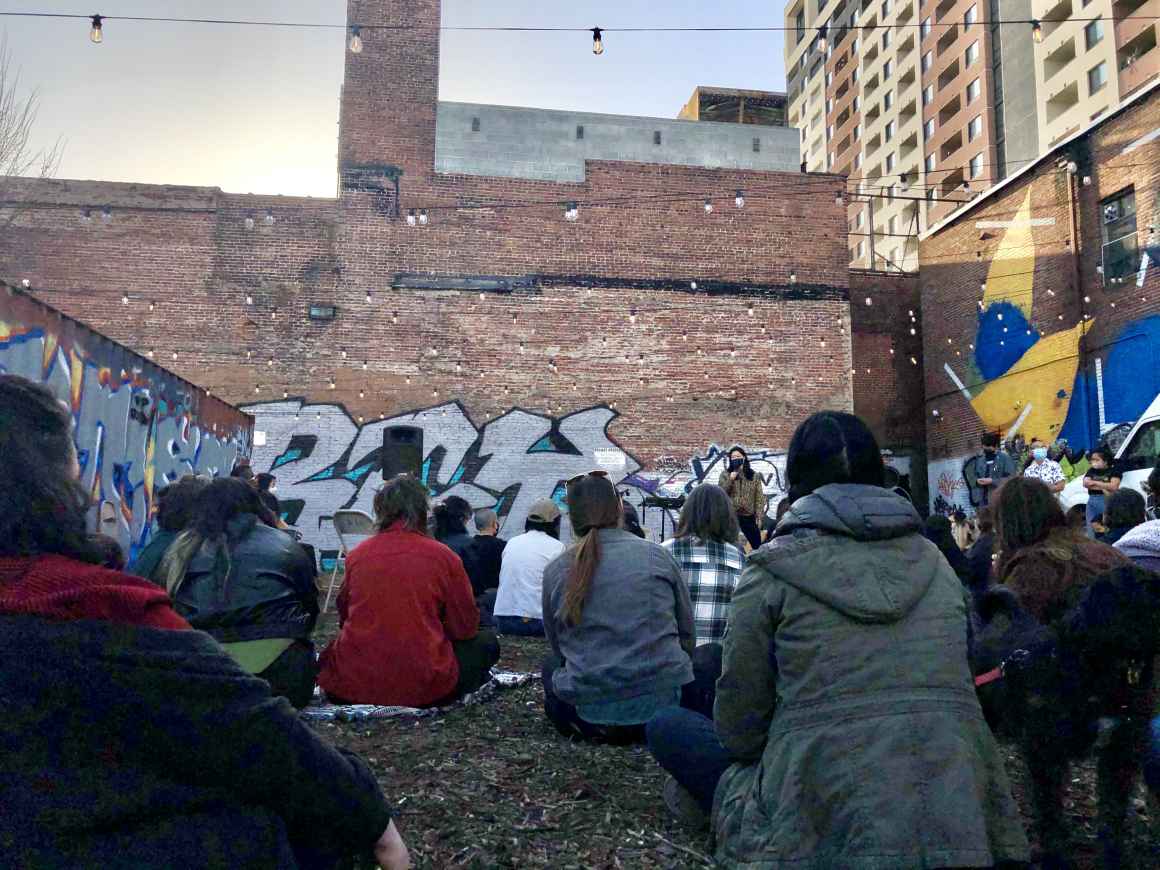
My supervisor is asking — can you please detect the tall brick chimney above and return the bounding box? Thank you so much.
[339,0,440,193]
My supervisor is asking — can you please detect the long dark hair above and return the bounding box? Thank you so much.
[373,474,429,533]
[562,474,622,626]
[432,495,472,540]
[785,411,885,502]
[727,446,755,480]
[1104,488,1145,529]
[992,476,1067,555]
[0,375,101,563]
[157,477,266,595]
[155,475,210,533]
[675,484,740,545]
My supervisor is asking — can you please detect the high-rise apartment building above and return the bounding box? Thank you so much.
[1034,0,1159,149]
[784,0,1040,270]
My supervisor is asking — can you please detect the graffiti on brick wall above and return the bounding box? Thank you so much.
[244,399,914,567]
[0,313,249,559]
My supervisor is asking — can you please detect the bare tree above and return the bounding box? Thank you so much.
[0,34,62,229]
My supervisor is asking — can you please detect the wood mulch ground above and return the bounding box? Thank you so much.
[309,615,1158,868]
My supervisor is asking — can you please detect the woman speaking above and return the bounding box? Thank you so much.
[718,447,765,551]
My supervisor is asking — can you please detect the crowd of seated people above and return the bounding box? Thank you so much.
[5,364,1159,869]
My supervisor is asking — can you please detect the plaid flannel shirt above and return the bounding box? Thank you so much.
[661,536,746,646]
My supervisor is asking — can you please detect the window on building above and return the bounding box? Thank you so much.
[967,78,981,103]
[828,152,835,168]
[826,70,833,87]
[922,51,933,73]
[926,187,937,204]
[884,59,893,79]
[888,185,896,200]
[853,122,862,140]
[924,118,936,139]
[852,66,860,82]
[969,152,983,178]
[886,152,896,171]
[968,115,983,141]
[1089,61,1108,94]
[856,210,865,228]
[888,215,897,235]
[965,41,979,66]
[925,153,936,172]
[853,95,860,110]
[923,84,934,106]
[1101,188,1138,283]
[964,4,978,25]
[857,240,866,258]
[884,90,894,110]
[826,97,833,114]
[827,124,834,140]
[883,29,892,50]
[795,9,805,43]
[921,17,931,39]
[882,0,892,16]
[854,152,863,168]
[886,120,896,142]
[1085,19,1104,51]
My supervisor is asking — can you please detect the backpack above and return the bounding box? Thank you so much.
[969,564,1160,756]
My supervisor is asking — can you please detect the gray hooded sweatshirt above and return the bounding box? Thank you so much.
[712,483,1029,869]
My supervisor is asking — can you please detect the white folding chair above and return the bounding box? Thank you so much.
[322,510,377,613]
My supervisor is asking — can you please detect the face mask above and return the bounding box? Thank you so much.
[729,458,743,472]
[1032,447,1048,461]
[983,448,996,459]
[268,485,278,494]
[1090,461,1105,471]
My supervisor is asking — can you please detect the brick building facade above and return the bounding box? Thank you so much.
[919,81,1160,513]
[0,0,925,559]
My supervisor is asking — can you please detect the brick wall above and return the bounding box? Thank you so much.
[918,84,1160,513]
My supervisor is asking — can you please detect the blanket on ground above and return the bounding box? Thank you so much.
[301,670,539,722]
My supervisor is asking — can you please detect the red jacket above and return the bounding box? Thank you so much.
[0,554,190,630]
[318,523,480,707]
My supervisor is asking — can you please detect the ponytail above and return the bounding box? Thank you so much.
[156,529,204,596]
[562,528,602,626]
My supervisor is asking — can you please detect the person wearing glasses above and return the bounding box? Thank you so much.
[540,470,695,744]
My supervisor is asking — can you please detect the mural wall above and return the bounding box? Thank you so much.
[245,398,913,568]
[0,286,252,559]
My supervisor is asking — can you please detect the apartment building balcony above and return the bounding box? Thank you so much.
[1114,0,1156,49]
[1042,35,1079,82]
[1033,0,1074,32]
[1118,26,1160,95]
[1038,15,1078,62]
[936,57,962,94]
[895,1,916,25]
[897,30,918,61]
[938,93,963,128]
[1044,79,1083,127]
[934,0,957,24]
[938,129,965,163]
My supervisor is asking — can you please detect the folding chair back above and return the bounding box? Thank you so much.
[322,510,377,612]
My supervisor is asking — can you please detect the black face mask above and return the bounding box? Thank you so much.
[983,448,996,459]
[729,458,744,472]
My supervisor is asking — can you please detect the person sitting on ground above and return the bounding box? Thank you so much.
[318,475,499,708]
[466,508,507,624]
[951,507,976,550]
[492,499,565,637]
[255,471,282,517]
[89,533,126,572]
[1023,436,1066,493]
[157,477,320,709]
[923,513,972,585]
[646,411,1029,868]
[541,471,695,744]
[661,484,745,648]
[1096,487,1146,546]
[622,501,647,539]
[0,374,411,869]
[128,475,209,580]
[432,495,479,579]
[978,476,1157,868]
[965,505,996,593]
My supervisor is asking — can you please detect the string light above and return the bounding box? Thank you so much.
[348,24,363,53]
[244,215,255,230]
[89,14,103,43]
[245,293,253,305]
[703,199,713,214]
[121,293,128,305]
[406,210,417,227]
[366,290,372,303]
[418,209,429,226]
[1031,19,1043,42]
[591,27,604,55]
[735,190,745,208]
[264,209,276,226]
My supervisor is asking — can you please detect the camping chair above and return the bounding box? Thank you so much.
[322,510,377,613]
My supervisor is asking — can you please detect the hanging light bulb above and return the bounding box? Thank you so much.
[591,27,604,56]
[418,209,428,226]
[565,202,579,222]
[1031,20,1043,43]
[244,215,255,230]
[899,172,910,190]
[734,190,745,208]
[815,23,828,54]
[121,294,128,305]
[789,272,797,284]
[348,25,363,54]
[245,293,253,306]
[629,308,637,324]
[406,209,417,227]
[835,190,844,205]
[264,210,276,226]
[89,15,103,44]
[703,199,713,214]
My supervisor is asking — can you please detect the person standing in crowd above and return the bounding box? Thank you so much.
[965,506,996,593]
[1082,445,1121,533]
[319,475,499,708]
[718,447,765,551]
[157,478,320,709]
[493,500,564,637]
[966,431,1016,507]
[1096,488,1146,546]
[951,507,976,551]
[646,411,1029,867]
[0,374,411,869]
[985,477,1156,868]
[128,475,209,579]
[661,484,745,648]
[542,471,694,744]
[1023,437,1066,493]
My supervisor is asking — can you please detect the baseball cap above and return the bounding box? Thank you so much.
[528,498,562,522]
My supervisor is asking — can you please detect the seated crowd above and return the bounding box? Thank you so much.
[3,369,1159,869]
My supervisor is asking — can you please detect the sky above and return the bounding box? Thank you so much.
[0,1,787,197]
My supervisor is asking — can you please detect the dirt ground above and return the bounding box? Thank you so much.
[310,615,1158,868]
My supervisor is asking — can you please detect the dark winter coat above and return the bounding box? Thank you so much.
[712,484,1029,869]
[172,514,318,644]
[0,614,392,868]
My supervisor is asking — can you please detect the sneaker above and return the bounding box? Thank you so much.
[663,775,708,829]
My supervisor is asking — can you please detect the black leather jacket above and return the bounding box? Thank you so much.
[172,514,318,644]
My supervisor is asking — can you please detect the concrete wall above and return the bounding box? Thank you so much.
[435,102,801,183]
[994,0,1041,169]
[0,284,252,561]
